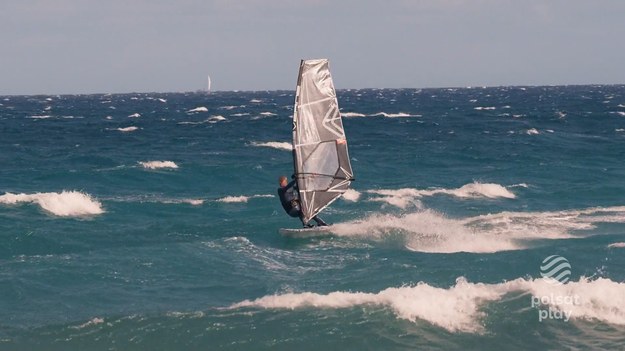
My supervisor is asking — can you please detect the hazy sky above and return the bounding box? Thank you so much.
[2,0,625,94]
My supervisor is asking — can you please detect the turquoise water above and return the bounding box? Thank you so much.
[1,86,625,350]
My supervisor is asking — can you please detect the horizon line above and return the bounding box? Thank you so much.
[2,83,625,97]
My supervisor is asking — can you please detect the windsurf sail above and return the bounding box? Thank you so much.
[292,59,354,224]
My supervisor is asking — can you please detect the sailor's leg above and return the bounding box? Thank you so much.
[312,215,328,226]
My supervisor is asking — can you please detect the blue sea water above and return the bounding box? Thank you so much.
[1,86,625,350]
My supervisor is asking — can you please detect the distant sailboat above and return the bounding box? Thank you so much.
[207,74,212,94]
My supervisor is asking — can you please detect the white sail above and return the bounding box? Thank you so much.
[292,59,354,224]
[207,74,212,93]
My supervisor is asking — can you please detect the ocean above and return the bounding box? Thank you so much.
[1,86,625,350]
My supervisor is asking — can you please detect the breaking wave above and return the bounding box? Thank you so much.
[216,194,275,203]
[187,107,208,113]
[0,191,104,217]
[328,205,625,253]
[229,277,625,333]
[117,126,138,132]
[208,115,226,123]
[250,141,292,151]
[371,112,418,118]
[139,161,179,170]
[366,182,515,209]
[341,112,367,118]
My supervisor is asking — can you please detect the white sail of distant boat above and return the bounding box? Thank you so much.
[207,74,212,94]
[291,59,355,224]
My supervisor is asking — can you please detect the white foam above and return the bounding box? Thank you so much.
[341,112,366,118]
[608,242,625,248]
[29,115,52,119]
[178,115,226,125]
[259,112,276,116]
[217,196,248,203]
[208,115,226,123]
[341,189,361,202]
[367,189,422,209]
[510,183,529,188]
[474,106,496,110]
[526,128,540,135]
[72,317,104,330]
[217,194,274,203]
[329,205,625,253]
[617,112,625,117]
[158,98,167,103]
[250,99,262,103]
[371,112,417,118]
[250,141,292,151]
[332,210,512,253]
[450,182,515,199]
[128,113,141,118]
[187,107,208,113]
[117,126,138,132]
[161,198,204,206]
[231,113,250,117]
[0,191,104,217]
[367,182,515,209]
[230,277,625,333]
[139,161,179,170]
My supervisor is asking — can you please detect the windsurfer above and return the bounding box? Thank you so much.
[277,175,328,227]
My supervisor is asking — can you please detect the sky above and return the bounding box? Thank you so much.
[1,0,625,95]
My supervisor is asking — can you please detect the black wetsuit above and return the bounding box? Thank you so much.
[277,180,301,218]
[278,180,328,227]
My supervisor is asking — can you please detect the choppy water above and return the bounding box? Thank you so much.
[1,86,625,350]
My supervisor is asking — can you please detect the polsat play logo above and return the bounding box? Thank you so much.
[539,255,571,284]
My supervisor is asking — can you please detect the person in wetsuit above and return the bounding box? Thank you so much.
[278,175,328,227]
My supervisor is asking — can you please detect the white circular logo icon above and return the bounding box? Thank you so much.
[540,255,571,284]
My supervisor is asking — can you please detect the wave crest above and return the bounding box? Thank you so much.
[329,205,625,253]
[0,191,104,217]
[117,126,138,132]
[217,194,274,203]
[230,277,625,333]
[366,182,515,208]
[250,141,292,151]
[139,161,179,170]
